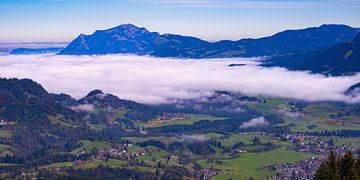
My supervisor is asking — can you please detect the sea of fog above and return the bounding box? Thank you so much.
[0,54,359,104]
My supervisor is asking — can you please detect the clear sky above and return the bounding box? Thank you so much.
[0,0,360,42]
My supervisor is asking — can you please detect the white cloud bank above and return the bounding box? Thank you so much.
[0,54,359,104]
[240,117,269,129]
[71,104,95,112]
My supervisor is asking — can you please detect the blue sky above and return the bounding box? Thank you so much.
[0,0,360,42]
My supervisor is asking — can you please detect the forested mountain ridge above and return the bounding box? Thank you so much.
[264,33,360,76]
[0,78,158,154]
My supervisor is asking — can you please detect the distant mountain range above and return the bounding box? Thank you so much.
[10,47,64,55]
[59,24,360,58]
[0,42,68,55]
[264,33,360,76]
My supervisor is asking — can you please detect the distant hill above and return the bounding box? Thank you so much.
[264,33,360,76]
[59,24,359,58]
[10,47,64,55]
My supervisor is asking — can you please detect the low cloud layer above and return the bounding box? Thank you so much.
[181,134,211,142]
[240,117,269,129]
[0,54,359,104]
[71,104,95,112]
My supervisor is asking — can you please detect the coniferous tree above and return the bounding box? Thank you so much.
[327,151,341,179]
[354,156,360,178]
[314,151,360,180]
[340,151,355,179]
[314,162,331,180]
[314,151,340,180]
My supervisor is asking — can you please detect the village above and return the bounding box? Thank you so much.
[39,142,147,171]
[272,134,358,180]
[156,113,191,121]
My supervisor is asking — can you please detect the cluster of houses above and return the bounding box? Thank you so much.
[273,134,357,179]
[73,143,146,166]
[199,168,222,180]
[0,119,15,126]
[273,156,324,180]
[156,113,190,121]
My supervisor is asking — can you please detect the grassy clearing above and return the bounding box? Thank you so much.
[106,109,127,122]
[74,159,124,169]
[0,144,11,151]
[48,115,79,128]
[247,99,289,116]
[137,146,170,165]
[87,123,106,131]
[220,134,273,147]
[46,162,73,168]
[125,136,181,145]
[0,144,13,156]
[198,149,314,180]
[277,114,360,133]
[0,163,16,166]
[0,130,13,138]
[71,140,110,154]
[46,159,124,169]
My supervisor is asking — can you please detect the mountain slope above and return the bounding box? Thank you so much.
[0,78,83,153]
[0,78,159,154]
[265,33,360,76]
[236,24,358,57]
[59,24,359,58]
[60,24,159,55]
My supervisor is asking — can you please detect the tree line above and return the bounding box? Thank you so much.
[315,151,360,180]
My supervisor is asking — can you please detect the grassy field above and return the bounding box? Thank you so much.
[125,136,182,145]
[71,140,111,154]
[219,133,292,149]
[247,98,360,133]
[0,144,11,151]
[247,98,289,116]
[106,109,127,122]
[137,114,226,128]
[48,115,79,128]
[278,115,360,133]
[45,159,125,169]
[0,130,13,138]
[137,146,170,165]
[0,144,13,156]
[220,134,274,146]
[87,123,106,131]
[125,133,224,146]
[198,149,314,180]
[74,159,124,169]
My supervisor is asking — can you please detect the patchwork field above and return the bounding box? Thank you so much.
[198,149,314,180]
[136,114,226,128]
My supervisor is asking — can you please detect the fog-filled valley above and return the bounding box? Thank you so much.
[1,1,360,178]
[0,54,359,105]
